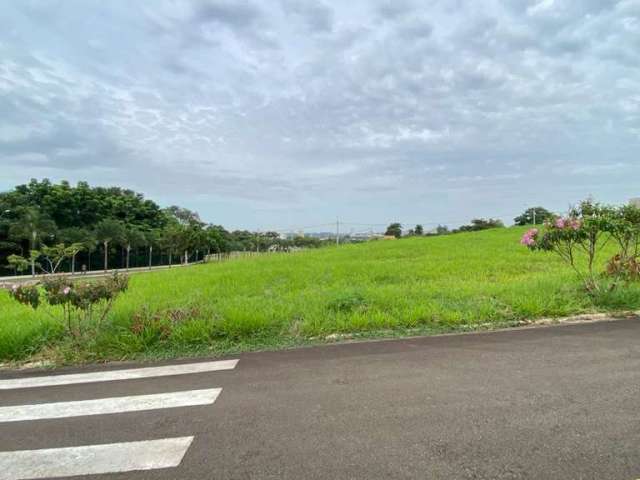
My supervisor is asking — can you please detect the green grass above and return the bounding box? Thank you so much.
[2,226,639,365]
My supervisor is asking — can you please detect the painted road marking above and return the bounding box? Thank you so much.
[0,359,239,390]
[0,437,194,480]
[0,388,221,423]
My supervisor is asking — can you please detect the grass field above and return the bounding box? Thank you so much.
[2,226,639,365]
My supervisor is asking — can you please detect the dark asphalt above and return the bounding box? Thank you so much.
[1,318,640,479]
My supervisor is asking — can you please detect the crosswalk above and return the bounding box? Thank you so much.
[0,359,239,479]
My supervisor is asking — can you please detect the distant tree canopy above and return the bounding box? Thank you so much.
[514,207,553,226]
[435,225,449,235]
[456,218,505,232]
[385,223,402,238]
[0,179,324,276]
[5,179,166,231]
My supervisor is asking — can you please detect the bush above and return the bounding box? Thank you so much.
[7,273,128,340]
[521,200,640,294]
[9,284,40,309]
[458,218,504,232]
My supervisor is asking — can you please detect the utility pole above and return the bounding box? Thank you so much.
[336,218,340,246]
[533,208,536,225]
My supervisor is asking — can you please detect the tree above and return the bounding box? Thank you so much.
[205,225,229,254]
[385,223,402,238]
[68,243,85,274]
[7,243,85,275]
[37,244,85,274]
[514,207,553,226]
[122,227,146,270]
[458,218,504,232]
[8,207,57,276]
[5,179,166,231]
[94,219,125,272]
[159,224,183,266]
[59,227,96,273]
[192,223,210,262]
[163,206,202,226]
[435,225,449,235]
[0,179,171,275]
[0,207,20,265]
[0,178,333,276]
[6,254,30,273]
[414,224,424,236]
[292,235,321,248]
[144,229,159,268]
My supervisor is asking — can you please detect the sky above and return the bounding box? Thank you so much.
[1,0,639,232]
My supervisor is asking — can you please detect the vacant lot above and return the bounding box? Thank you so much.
[2,227,639,364]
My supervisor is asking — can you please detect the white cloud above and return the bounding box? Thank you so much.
[527,0,555,16]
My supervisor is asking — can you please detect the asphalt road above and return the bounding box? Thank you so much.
[1,318,639,479]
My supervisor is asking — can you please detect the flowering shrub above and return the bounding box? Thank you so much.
[9,284,40,310]
[8,273,128,339]
[520,228,538,247]
[522,200,640,294]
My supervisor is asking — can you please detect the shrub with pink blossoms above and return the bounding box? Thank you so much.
[553,217,581,230]
[6,273,128,340]
[522,200,640,294]
[520,228,538,246]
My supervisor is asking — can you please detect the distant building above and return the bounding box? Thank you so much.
[351,232,384,241]
[631,198,640,208]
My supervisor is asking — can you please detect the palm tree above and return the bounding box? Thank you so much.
[159,224,182,267]
[145,229,160,269]
[122,227,146,270]
[94,219,125,272]
[59,227,96,274]
[8,207,57,276]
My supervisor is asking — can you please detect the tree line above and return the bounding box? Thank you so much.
[383,207,555,238]
[0,179,322,276]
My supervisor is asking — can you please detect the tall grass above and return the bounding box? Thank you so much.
[1,226,639,364]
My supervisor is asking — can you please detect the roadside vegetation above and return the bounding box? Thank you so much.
[2,225,639,365]
[0,179,324,278]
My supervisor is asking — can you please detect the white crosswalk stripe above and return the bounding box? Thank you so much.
[0,359,239,479]
[0,388,221,423]
[0,437,194,480]
[0,359,239,390]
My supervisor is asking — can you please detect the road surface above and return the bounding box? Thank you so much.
[1,318,639,479]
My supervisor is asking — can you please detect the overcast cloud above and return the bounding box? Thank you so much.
[1,0,639,231]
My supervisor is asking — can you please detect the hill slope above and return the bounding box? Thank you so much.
[2,227,638,363]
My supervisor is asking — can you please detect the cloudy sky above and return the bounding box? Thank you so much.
[1,0,639,231]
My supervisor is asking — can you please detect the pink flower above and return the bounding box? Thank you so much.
[554,217,581,230]
[520,228,538,246]
[63,287,71,295]
[11,284,18,292]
